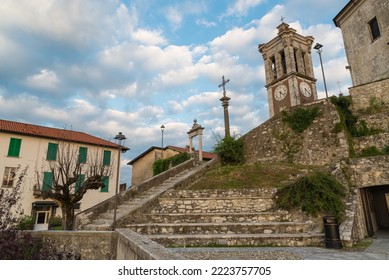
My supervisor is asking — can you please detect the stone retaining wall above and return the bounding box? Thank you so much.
[152,188,277,214]
[243,99,349,165]
[31,230,117,260]
[353,133,389,154]
[350,78,389,112]
[349,156,389,188]
[31,229,185,260]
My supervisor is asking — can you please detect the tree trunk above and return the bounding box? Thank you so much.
[61,204,75,230]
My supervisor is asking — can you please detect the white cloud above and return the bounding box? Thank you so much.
[225,0,265,17]
[26,69,60,90]
[196,18,217,27]
[132,28,167,45]
[166,7,183,31]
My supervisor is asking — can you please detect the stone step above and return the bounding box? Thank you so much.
[153,197,275,213]
[132,212,294,223]
[127,222,311,235]
[147,233,324,247]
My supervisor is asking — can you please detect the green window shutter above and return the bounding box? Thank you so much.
[100,176,109,192]
[103,150,111,166]
[75,174,85,191]
[7,138,22,157]
[46,143,58,160]
[78,147,88,163]
[42,172,53,192]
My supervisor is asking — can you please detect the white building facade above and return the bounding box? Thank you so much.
[1,119,123,230]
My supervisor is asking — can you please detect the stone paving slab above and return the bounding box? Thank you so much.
[170,233,389,260]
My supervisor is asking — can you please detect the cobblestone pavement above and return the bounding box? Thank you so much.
[171,230,389,260]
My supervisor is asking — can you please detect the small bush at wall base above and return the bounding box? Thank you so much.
[153,152,190,176]
[17,215,35,230]
[275,171,346,221]
[213,134,244,165]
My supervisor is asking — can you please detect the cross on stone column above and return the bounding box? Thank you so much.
[218,75,230,97]
[218,76,231,138]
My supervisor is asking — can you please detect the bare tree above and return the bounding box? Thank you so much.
[36,141,115,230]
[0,166,26,232]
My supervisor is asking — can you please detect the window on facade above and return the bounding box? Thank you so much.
[2,167,16,188]
[270,56,277,80]
[7,138,22,157]
[75,174,85,191]
[280,51,287,74]
[78,147,88,163]
[293,49,299,72]
[103,150,111,166]
[301,52,307,74]
[100,176,109,192]
[369,17,381,41]
[46,143,58,161]
[42,172,53,192]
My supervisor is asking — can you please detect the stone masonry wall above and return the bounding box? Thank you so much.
[353,133,389,154]
[152,188,276,214]
[31,231,117,260]
[243,99,349,165]
[348,156,389,188]
[350,78,389,112]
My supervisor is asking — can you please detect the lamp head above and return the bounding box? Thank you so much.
[314,43,323,50]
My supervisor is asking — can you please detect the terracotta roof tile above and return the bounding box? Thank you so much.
[0,119,121,149]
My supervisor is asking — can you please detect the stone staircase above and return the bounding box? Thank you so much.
[75,159,215,230]
[125,188,324,247]
[77,158,324,247]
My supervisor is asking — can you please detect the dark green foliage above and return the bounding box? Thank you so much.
[359,146,381,157]
[213,134,244,165]
[49,216,62,229]
[276,171,346,221]
[330,96,383,138]
[282,107,321,133]
[358,145,389,157]
[153,152,190,176]
[16,215,35,230]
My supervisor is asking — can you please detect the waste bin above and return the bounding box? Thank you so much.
[323,216,342,249]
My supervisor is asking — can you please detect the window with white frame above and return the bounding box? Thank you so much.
[2,167,16,188]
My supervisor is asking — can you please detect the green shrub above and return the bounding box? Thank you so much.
[17,215,35,230]
[153,152,190,176]
[49,216,62,230]
[276,171,346,221]
[359,146,381,157]
[213,134,244,165]
[282,106,321,133]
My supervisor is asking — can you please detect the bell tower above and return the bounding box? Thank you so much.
[259,22,318,117]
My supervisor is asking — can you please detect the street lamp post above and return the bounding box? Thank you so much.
[113,132,126,230]
[313,43,328,99]
[160,125,165,148]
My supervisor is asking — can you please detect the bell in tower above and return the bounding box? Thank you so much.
[259,22,318,118]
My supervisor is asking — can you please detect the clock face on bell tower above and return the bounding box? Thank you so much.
[259,22,318,118]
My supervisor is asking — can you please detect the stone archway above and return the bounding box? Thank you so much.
[187,119,204,161]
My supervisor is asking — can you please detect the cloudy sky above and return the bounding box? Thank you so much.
[0,0,352,185]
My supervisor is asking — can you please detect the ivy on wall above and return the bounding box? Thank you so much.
[330,96,384,157]
[282,106,321,133]
[152,152,191,176]
[272,106,321,163]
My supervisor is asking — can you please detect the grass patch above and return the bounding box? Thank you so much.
[187,163,323,190]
